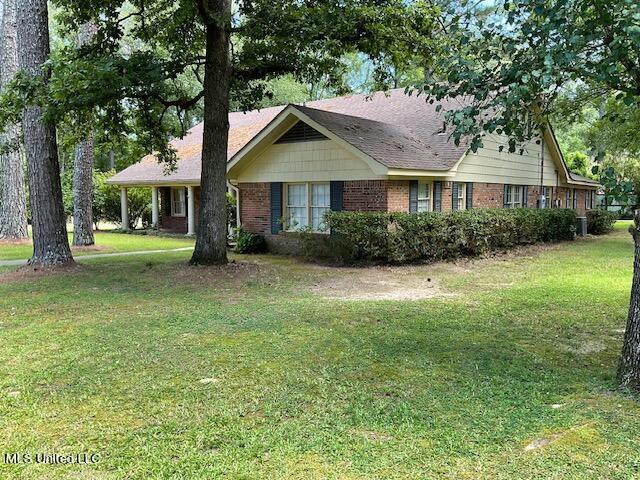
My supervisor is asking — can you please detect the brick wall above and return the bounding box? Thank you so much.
[239,182,271,234]
[387,180,410,212]
[473,183,504,208]
[237,180,598,238]
[575,189,586,216]
[161,214,187,233]
[441,183,453,210]
[343,180,388,211]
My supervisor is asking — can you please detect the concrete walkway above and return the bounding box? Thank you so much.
[0,247,194,267]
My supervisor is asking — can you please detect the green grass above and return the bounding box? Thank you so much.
[0,231,194,261]
[0,223,639,479]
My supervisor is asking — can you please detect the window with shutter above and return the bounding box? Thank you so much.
[417,182,431,212]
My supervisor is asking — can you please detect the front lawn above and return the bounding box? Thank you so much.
[0,223,638,478]
[0,231,194,261]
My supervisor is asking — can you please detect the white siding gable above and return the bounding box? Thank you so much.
[235,139,385,183]
[453,134,560,186]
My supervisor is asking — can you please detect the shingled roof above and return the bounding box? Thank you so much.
[108,89,472,185]
[293,105,452,170]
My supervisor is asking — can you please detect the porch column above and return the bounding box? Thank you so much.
[187,186,195,235]
[120,187,129,230]
[151,186,159,228]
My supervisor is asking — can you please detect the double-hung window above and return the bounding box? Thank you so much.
[506,185,522,208]
[542,187,551,208]
[285,182,330,232]
[417,182,431,212]
[565,189,571,209]
[286,183,308,230]
[453,182,466,210]
[585,190,591,210]
[171,187,186,217]
[310,183,330,231]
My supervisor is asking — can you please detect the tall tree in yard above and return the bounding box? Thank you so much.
[419,0,640,389]
[72,22,97,247]
[16,0,73,265]
[0,0,28,240]
[13,0,434,265]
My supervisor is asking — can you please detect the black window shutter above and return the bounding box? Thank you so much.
[409,180,418,213]
[466,182,473,210]
[163,187,171,216]
[433,181,442,211]
[452,182,459,210]
[270,182,283,234]
[522,186,528,208]
[330,181,344,211]
[573,189,577,209]
[503,184,510,208]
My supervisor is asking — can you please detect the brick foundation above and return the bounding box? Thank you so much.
[161,215,187,233]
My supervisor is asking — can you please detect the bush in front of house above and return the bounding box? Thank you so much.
[586,209,618,235]
[235,229,267,254]
[324,208,577,263]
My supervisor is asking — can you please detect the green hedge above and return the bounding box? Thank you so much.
[586,209,618,235]
[324,208,577,263]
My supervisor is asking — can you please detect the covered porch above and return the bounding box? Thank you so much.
[117,184,199,234]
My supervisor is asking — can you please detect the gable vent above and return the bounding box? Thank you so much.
[275,121,328,144]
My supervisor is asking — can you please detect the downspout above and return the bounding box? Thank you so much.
[539,133,545,208]
[227,181,240,230]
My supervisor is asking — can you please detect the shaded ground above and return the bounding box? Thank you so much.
[0,231,194,261]
[0,222,638,479]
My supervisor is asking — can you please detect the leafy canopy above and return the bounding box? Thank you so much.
[420,0,640,153]
[0,0,437,167]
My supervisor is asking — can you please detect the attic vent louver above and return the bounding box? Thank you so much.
[275,121,328,143]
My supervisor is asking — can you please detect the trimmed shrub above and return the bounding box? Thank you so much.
[586,209,618,235]
[235,229,267,254]
[325,208,577,264]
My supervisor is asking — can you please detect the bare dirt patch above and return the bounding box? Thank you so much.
[167,260,271,289]
[0,262,85,284]
[560,340,608,355]
[311,265,456,301]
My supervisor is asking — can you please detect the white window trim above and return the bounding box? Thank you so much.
[417,181,432,212]
[171,187,186,217]
[506,185,522,209]
[285,182,330,233]
[456,183,466,210]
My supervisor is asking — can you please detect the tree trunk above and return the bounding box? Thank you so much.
[190,0,231,265]
[72,137,94,245]
[16,0,73,266]
[0,0,28,240]
[72,22,97,247]
[618,210,640,390]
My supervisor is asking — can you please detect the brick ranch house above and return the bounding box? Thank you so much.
[108,89,599,246]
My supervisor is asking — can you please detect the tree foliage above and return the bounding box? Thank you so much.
[420,0,640,153]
